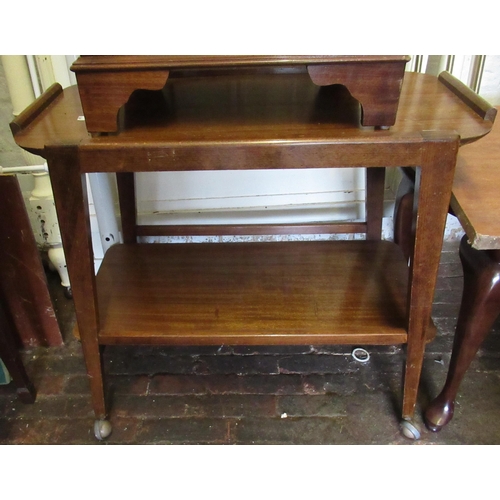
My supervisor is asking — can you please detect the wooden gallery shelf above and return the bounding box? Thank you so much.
[95,241,412,346]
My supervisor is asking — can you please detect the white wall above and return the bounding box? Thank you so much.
[479,56,500,105]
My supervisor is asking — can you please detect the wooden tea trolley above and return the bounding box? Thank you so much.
[10,56,495,440]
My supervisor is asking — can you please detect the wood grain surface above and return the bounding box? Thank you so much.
[95,241,410,345]
[12,72,492,160]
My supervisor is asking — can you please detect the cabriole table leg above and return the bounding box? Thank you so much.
[424,236,500,431]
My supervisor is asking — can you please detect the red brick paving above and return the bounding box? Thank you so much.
[1,240,500,444]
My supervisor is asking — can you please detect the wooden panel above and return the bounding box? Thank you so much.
[116,172,137,243]
[0,175,62,347]
[95,241,410,345]
[308,60,407,127]
[46,145,106,418]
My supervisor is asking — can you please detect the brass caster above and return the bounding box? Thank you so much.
[94,419,112,441]
[400,420,421,440]
[64,286,73,299]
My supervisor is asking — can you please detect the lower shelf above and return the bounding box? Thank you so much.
[94,240,414,345]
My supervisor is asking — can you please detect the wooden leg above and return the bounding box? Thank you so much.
[365,167,385,241]
[402,132,459,422]
[0,297,36,403]
[47,145,107,420]
[424,236,500,431]
[307,61,406,128]
[76,69,170,133]
[393,168,416,263]
[0,175,63,347]
[116,172,137,243]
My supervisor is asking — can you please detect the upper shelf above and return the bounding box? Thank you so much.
[70,55,411,133]
[11,70,495,162]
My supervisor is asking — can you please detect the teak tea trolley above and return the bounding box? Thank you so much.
[11,56,495,440]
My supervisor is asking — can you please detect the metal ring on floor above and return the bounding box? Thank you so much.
[352,347,370,363]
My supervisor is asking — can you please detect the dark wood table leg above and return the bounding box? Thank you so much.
[0,297,36,403]
[401,132,459,433]
[116,172,137,243]
[393,168,416,263]
[424,235,500,431]
[365,167,385,240]
[307,60,407,127]
[75,69,171,134]
[47,145,111,440]
[0,175,63,347]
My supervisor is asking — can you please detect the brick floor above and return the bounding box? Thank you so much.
[1,238,500,444]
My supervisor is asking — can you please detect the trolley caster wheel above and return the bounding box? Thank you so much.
[94,419,112,441]
[64,286,73,299]
[400,420,421,440]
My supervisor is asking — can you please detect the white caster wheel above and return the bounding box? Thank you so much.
[94,419,112,441]
[400,420,421,440]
